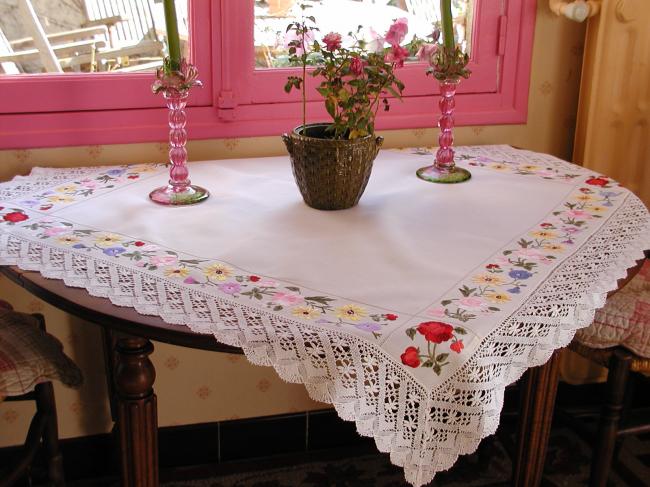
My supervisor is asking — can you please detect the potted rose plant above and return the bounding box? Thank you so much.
[281,9,408,210]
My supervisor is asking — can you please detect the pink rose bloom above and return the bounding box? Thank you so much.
[349,56,365,76]
[385,44,409,67]
[272,291,304,305]
[416,43,438,63]
[322,32,342,51]
[150,255,178,266]
[385,17,408,46]
[44,227,69,237]
[426,307,446,318]
[458,297,487,310]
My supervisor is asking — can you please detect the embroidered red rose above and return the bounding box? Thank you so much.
[3,211,28,223]
[400,346,420,368]
[579,187,592,193]
[385,313,398,321]
[249,275,261,282]
[417,321,454,343]
[134,241,145,247]
[540,223,553,228]
[585,177,608,186]
[127,175,139,180]
[450,340,464,353]
[486,264,500,269]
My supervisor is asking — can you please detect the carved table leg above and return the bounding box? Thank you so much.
[114,335,159,487]
[513,351,560,487]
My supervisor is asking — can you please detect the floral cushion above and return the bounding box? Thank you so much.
[576,259,650,358]
[0,308,83,396]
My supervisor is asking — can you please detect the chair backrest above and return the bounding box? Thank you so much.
[17,0,63,73]
[83,0,160,48]
[0,27,22,74]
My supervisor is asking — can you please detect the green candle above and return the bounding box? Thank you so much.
[163,0,181,68]
[440,0,455,52]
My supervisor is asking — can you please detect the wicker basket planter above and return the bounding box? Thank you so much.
[282,124,383,211]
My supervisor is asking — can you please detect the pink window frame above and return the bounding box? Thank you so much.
[0,0,536,150]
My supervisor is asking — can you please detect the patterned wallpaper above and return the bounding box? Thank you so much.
[0,3,593,447]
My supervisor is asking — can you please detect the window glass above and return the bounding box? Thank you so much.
[253,0,472,69]
[0,0,188,74]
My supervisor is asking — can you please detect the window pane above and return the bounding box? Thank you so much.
[254,0,472,69]
[0,0,188,74]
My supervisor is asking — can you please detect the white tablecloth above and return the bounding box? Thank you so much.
[1,145,648,486]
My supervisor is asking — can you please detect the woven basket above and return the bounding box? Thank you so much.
[282,124,383,210]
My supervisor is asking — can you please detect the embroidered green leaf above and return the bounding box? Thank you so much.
[441,299,453,306]
[406,327,417,340]
[286,286,300,292]
[305,296,335,304]
[433,363,442,375]
[422,360,434,368]
[436,353,449,362]
[458,285,476,297]
[454,327,467,335]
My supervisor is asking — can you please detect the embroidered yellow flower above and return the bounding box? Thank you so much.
[490,163,508,171]
[588,205,607,213]
[574,194,595,202]
[47,195,74,203]
[530,230,557,239]
[485,292,511,304]
[55,184,78,193]
[56,235,80,245]
[164,267,190,279]
[472,274,506,286]
[520,165,540,171]
[291,306,320,320]
[336,304,367,322]
[204,263,233,281]
[94,233,123,247]
[543,243,565,253]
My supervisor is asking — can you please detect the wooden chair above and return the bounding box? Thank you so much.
[569,254,650,487]
[0,300,83,487]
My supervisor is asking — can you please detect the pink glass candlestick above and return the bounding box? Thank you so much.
[150,58,209,205]
[416,79,471,184]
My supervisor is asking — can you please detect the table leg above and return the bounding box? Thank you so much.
[114,334,159,487]
[513,351,560,487]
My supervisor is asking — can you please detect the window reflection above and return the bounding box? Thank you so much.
[0,0,188,74]
[254,0,472,69]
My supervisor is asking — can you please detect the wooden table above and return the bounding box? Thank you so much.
[3,256,645,486]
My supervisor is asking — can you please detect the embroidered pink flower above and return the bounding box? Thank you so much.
[272,291,304,305]
[150,255,178,266]
[349,56,365,76]
[417,321,454,344]
[401,346,420,368]
[426,307,447,318]
[80,179,98,188]
[457,297,487,310]
[44,227,68,237]
[385,44,409,67]
[322,32,342,51]
[566,209,592,219]
[450,340,464,353]
[385,18,408,46]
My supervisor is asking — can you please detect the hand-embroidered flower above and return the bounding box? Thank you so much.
[3,211,28,223]
[585,177,609,186]
[272,291,304,305]
[484,292,511,304]
[291,306,320,319]
[355,322,382,332]
[508,269,533,280]
[218,282,241,295]
[530,230,557,239]
[457,296,488,310]
[94,234,123,247]
[203,263,233,281]
[103,246,126,257]
[46,195,74,203]
[385,313,398,321]
[164,267,190,279]
[150,255,178,266]
[335,304,367,322]
[417,321,454,343]
[450,340,464,353]
[43,227,69,237]
[471,274,506,286]
[56,235,80,245]
[400,346,421,368]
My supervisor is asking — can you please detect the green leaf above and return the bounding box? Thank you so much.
[422,360,434,368]
[286,286,300,292]
[436,353,449,362]
[273,305,283,311]
[433,363,442,375]
[454,327,467,335]
[406,327,417,340]
[487,306,500,311]
[441,299,452,306]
